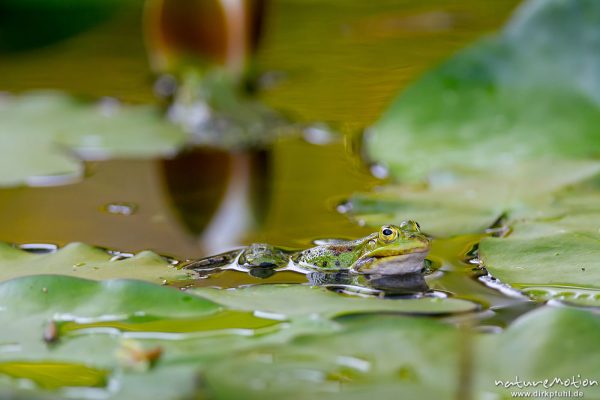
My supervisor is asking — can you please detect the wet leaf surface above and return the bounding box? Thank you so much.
[346,160,600,237]
[0,275,599,399]
[0,276,283,399]
[193,284,478,317]
[204,308,600,399]
[0,242,190,284]
[476,307,600,399]
[203,315,460,400]
[0,92,185,187]
[479,194,600,305]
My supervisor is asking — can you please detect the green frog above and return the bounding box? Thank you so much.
[186,221,430,275]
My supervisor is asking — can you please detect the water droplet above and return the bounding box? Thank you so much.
[108,251,134,262]
[25,172,81,187]
[302,124,336,145]
[103,202,138,216]
[97,97,121,117]
[336,201,353,214]
[19,243,58,254]
[369,163,388,179]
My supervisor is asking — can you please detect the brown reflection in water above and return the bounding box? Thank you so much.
[160,147,273,254]
[0,160,206,258]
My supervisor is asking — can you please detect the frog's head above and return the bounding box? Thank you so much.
[351,221,430,275]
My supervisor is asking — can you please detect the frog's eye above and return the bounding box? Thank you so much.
[400,220,421,233]
[378,225,398,242]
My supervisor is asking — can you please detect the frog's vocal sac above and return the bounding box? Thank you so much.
[186,221,431,275]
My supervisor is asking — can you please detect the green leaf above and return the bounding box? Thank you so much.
[193,284,478,317]
[0,92,185,187]
[205,308,600,399]
[479,188,600,305]
[476,307,600,399]
[0,242,191,284]
[203,315,460,400]
[0,276,283,399]
[346,160,600,237]
[480,216,600,304]
[366,0,600,182]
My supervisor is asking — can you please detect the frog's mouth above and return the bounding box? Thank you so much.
[352,248,429,275]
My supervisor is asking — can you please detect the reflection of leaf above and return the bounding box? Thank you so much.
[345,160,600,237]
[366,0,600,182]
[0,242,191,284]
[0,92,185,187]
[193,284,478,316]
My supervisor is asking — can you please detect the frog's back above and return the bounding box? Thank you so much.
[293,243,358,270]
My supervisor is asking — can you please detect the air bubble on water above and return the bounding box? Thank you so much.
[103,202,138,216]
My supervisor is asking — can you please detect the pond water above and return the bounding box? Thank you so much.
[0,0,525,322]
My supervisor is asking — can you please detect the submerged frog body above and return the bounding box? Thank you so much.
[186,221,430,275]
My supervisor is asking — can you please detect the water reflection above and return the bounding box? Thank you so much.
[160,147,273,254]
[309,271,431,297]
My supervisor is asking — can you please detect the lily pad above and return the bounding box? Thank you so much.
[0,92,185,187]
[479,189,600,305]
[476,307,600,399]
[205,307,600,399]
[0,276,284,399]
[366,0,600,182]
[0,242,191,284]
[193,284,478,317]
[345,160,600,237]
[203,314,460,400]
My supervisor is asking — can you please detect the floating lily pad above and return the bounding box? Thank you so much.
[366,0,600,182]
[205,307,600,399]
[0,276,283,399]
[2,274,599,399]
[478,186,600,305]
[203,315,460,400]
[480,213,600,304]
[0,92,185,187]
[346,160,600,237]
[193,284,478,316]
[476,307,600,399]
[0,242,191,284]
